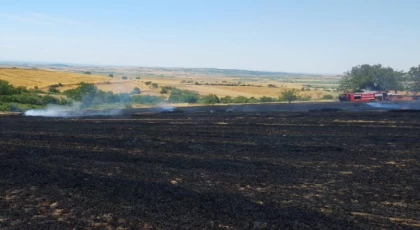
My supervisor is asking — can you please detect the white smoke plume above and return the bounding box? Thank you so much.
[24,104,123,117]
[367,102,420,110]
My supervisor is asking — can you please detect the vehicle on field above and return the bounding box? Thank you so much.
[339,92,420,102]
[338,92,388,102]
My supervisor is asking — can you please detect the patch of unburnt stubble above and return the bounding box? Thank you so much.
[1,111,420,229]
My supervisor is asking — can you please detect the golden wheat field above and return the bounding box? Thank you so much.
[0,68,108,90]
[0,68,337,99]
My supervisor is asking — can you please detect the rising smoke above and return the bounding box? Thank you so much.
[366,102,420,110]
[24,104,124,117]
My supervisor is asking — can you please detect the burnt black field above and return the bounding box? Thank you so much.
[1,108,420,229]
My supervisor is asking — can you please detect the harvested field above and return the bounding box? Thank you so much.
[1,111,420,229]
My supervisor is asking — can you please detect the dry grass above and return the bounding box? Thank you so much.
[0,68,108,90]
[0,68,337,99]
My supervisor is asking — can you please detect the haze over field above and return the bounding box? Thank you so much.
[1,0,420,74]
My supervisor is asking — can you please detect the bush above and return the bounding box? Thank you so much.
[135,77,140,79]
[168,88,199,103]
[200,94,220,104]
[268,84,277,88]
[298,94,312,101]
[0,94,43,105]
[63,83,137,108]
[109,74,114,78]
[83,71,91,75]
[63,83,97,101]
[145,81,152,85]
[63,83,98,108]
[160,86,173,94]
[322,94,334,100]
[260,96,276,102]
[131,87,141,95]
[220,96,233,104]
[0,80,28,95]
[42,95,70,105]
[121,76,128,80]
[279,89,300,103]
[49,86,60,93]
[0,102,9,111]
[247,97,259,103]
[231,96,249,104]
[151,83,159,88]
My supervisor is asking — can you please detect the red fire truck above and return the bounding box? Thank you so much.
[338,92,388,102]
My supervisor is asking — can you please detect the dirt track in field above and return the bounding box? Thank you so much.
[1,111,420,229]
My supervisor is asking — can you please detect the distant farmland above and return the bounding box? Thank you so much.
[0,67,339,99]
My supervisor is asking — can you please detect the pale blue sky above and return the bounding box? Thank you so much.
[0,0,419,74]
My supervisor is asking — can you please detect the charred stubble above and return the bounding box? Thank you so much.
[0,112,420,229]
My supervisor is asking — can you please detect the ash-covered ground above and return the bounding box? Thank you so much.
[1,106,420,229]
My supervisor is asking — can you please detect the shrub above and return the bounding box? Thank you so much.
[0,80,28,95]
[160,86,173,94]
[49,86,60,93]
[231,96,249,104]
[279,89,300,103]
[268,84,277,88]
[220,96,233,104]
[151,83,159,88]
[298,94,312,101]
[247,97,259,103]
[131,87,141,95]
[63,83,98,108]
[322,94,334,100]
[121,76,128,80]
[260,96,276,102]
[168,88,199,103]
[0,102,10,111]
[145,81,152,85]
[109,74,114,78]
[200,94,220,104]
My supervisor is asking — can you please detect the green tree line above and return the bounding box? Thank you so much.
[338,64,420,93]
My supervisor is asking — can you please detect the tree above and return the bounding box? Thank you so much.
[63,82,98,108]
[109,74,114,78]
[407,65,420,92]
[279,89,300,103]
[338,64,404,92]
